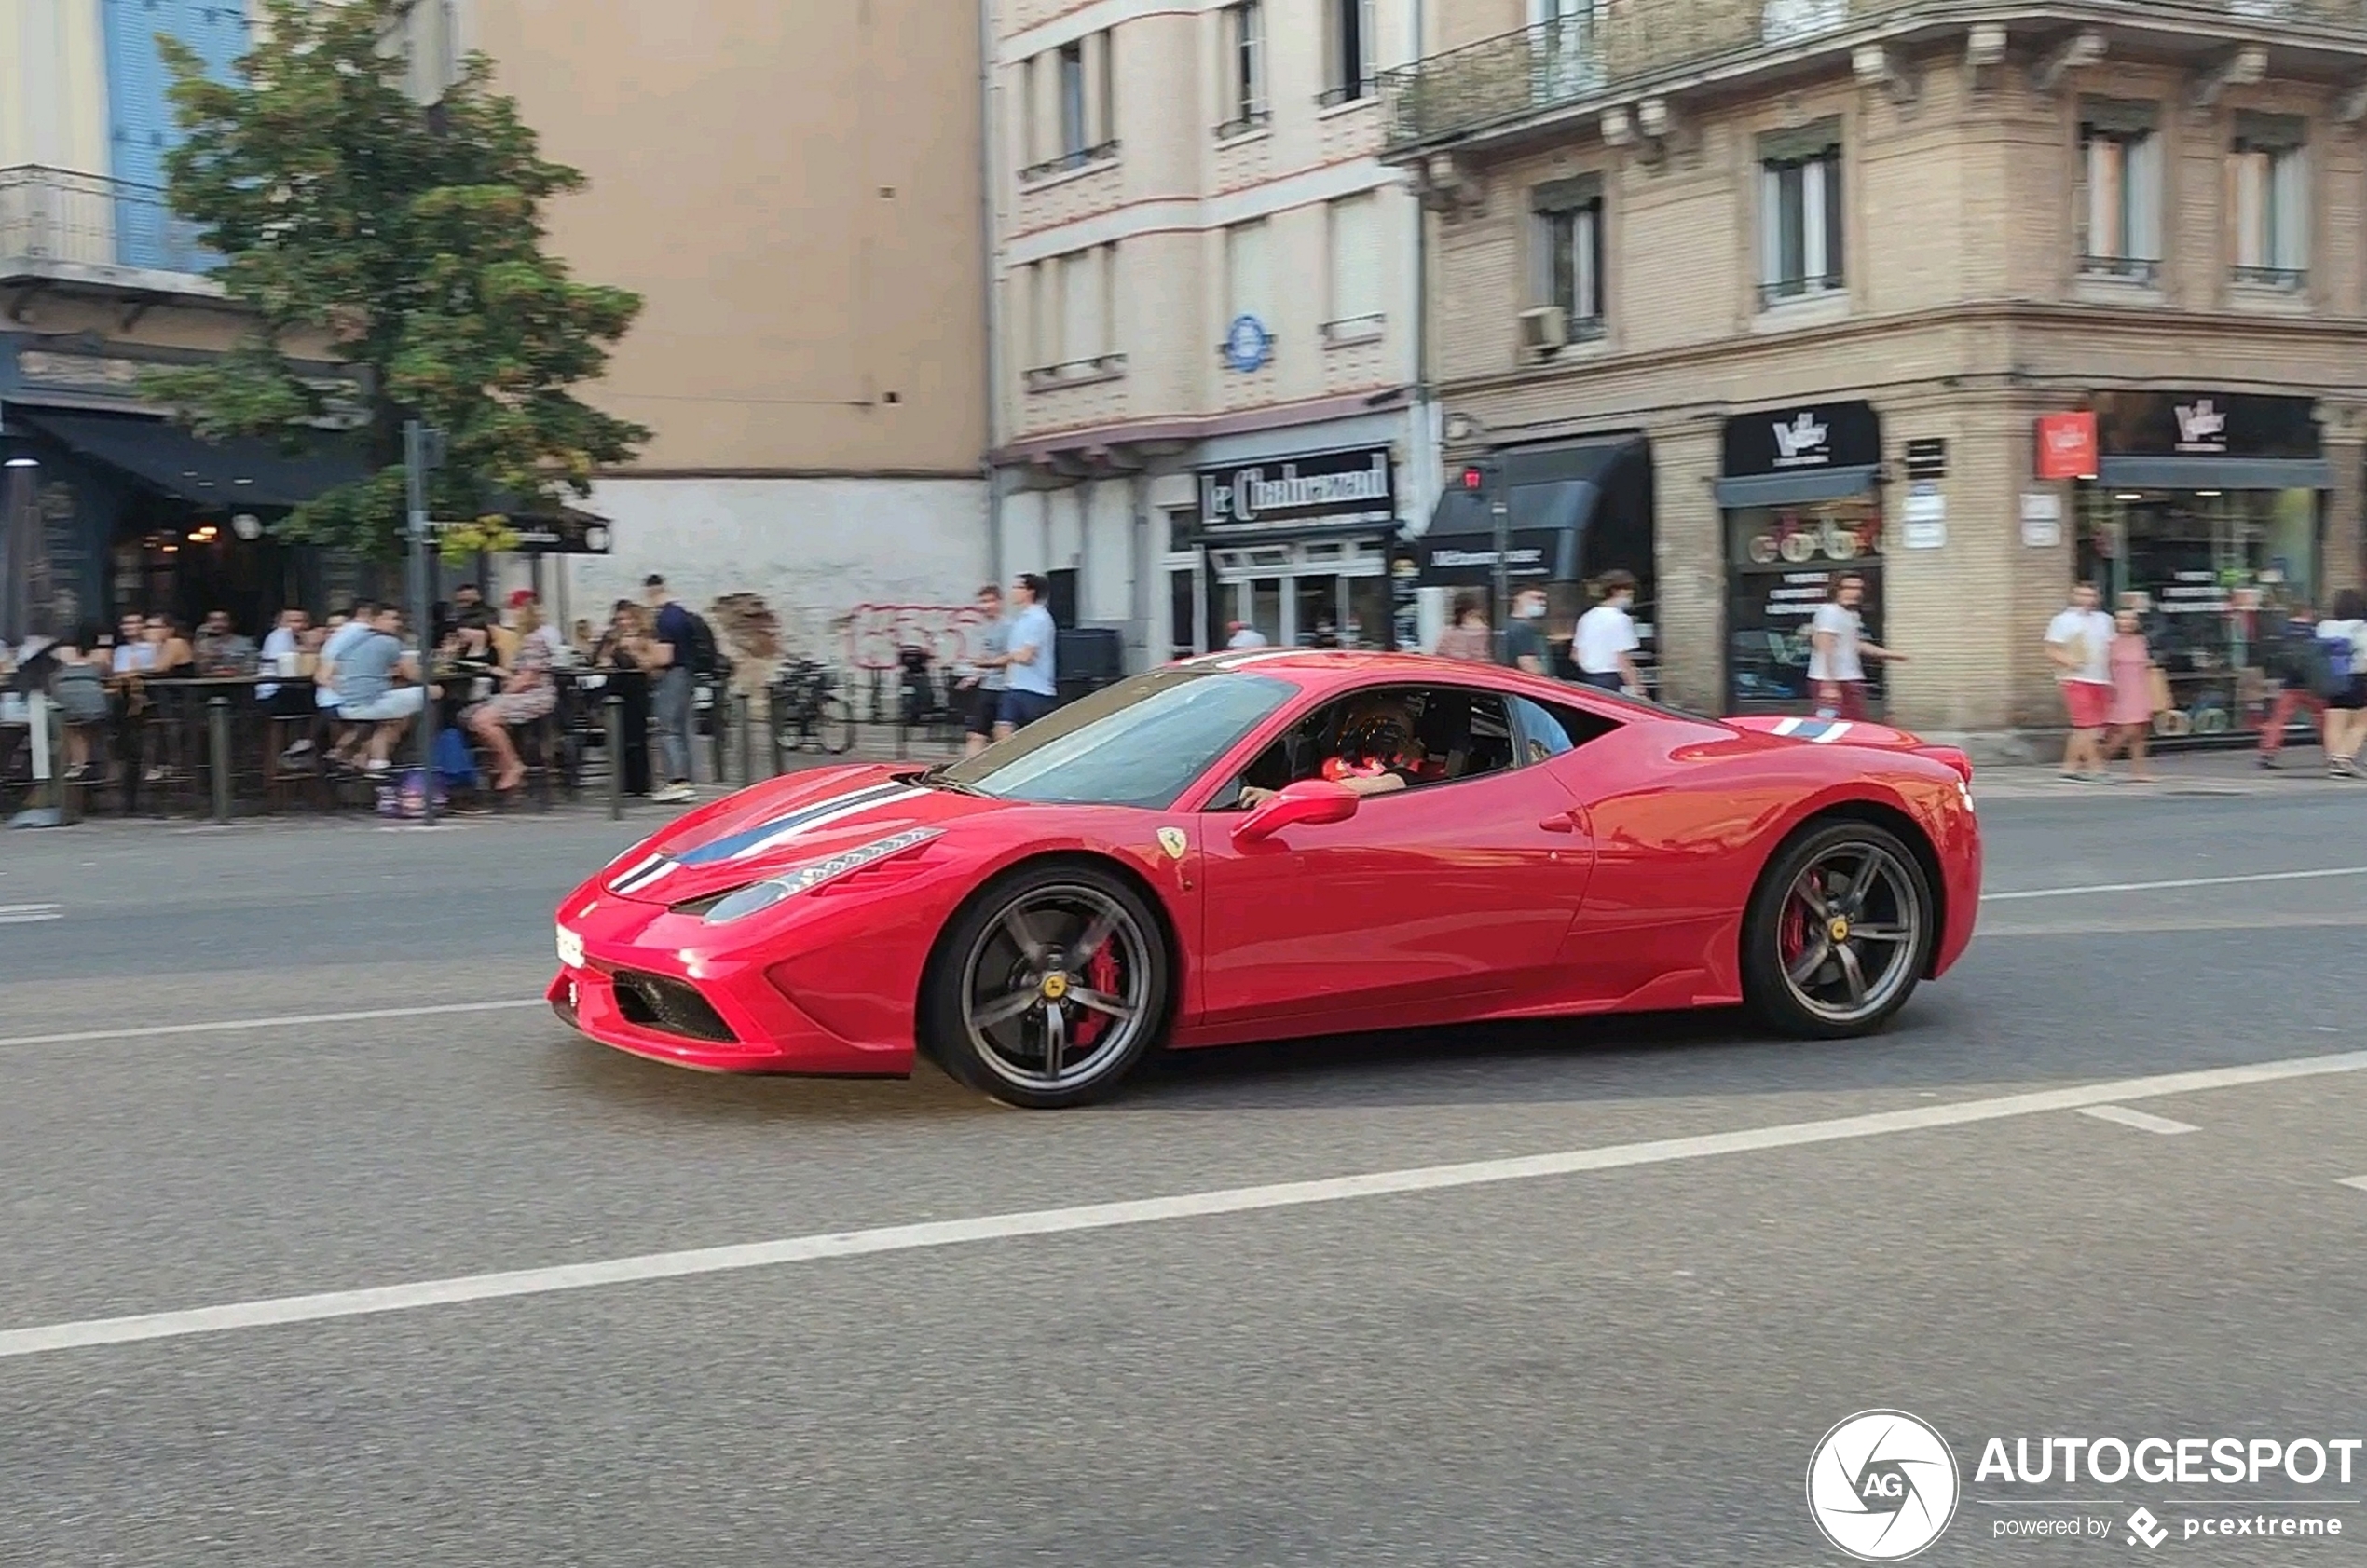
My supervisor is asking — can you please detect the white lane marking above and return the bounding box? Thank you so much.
[1984,866,2367,903]
[2077,1104,2199,1137]
[0,998,546,1051]
[2337,1177,2367,1194]
[3,1046,2361,1361]
[0,904,62,924]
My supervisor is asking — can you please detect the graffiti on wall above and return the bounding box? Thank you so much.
[838,602,989,671]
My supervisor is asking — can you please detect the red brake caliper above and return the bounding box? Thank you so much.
[1070,940,1121,1048]
[1780,891,1809,971]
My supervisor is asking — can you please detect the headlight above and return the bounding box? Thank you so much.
[699,828,941,923]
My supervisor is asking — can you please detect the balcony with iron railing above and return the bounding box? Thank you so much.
[0,166,222,283]
[1381,0,2367,156]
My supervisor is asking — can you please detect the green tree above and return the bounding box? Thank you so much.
[144,0,648,558]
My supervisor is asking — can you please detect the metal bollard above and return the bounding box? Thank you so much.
[208,695,233,824]
[603,692,624,821]
[733,690,752,785]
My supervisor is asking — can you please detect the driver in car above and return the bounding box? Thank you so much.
[1238,695,1430,808]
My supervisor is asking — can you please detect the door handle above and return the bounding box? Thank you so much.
[1538,811,1578,833]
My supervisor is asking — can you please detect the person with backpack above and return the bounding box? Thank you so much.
[2317,589,2367,778]
[2257,601,2327,769]
[643,573,704,805]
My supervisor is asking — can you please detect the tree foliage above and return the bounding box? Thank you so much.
[145,0,648,557]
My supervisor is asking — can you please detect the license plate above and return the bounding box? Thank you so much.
[555,923,586,971]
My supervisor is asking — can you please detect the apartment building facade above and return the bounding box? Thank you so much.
[1389,0,2367,736]
[990,0,1436,670]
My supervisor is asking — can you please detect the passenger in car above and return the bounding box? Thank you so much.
[1239,694,1432,807]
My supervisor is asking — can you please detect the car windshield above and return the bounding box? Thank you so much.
[931,668,1297,809]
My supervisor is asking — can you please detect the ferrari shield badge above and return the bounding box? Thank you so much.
[1156,827,1188,861]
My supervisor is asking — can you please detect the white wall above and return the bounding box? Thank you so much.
[554,474,989,663]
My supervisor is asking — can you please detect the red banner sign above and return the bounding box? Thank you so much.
[2035,412,2099,480]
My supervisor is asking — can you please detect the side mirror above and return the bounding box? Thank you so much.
[1232,777,1359,846]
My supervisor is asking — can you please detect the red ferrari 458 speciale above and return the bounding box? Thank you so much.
[551,649,1980,1107]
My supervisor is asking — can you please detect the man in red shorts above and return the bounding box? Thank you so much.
[2045,580,2117,781]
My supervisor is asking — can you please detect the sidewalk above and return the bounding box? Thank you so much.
[1971,747,2366,800]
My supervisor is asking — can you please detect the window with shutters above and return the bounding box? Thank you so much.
[1323,195,1384,343]
[1758,123,1843,307]
[1320,0,1377,107]
[2076,100,2162,283]
[1019,33,1118,181]
[1225,219,1271,335]
[1532,178,1606,337]
[1219,1,1266,137]
[2228,113,2307,289]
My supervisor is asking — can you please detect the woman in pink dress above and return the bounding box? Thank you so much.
[2101,607,2156,782]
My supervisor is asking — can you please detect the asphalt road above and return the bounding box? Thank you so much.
[4,785,2367,1565]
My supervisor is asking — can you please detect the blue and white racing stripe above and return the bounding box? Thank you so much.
[1770,716,1857,744]
[609,781,927,895]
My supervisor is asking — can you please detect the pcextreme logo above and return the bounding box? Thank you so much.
[1807,1410,1963,1561]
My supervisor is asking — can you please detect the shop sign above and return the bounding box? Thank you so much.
[2090,390,2319,459]
[1900,483,1945,549]
[7,342,369,428]
[2018,493,2062,548]
[2033,413,2099,480]
[1197,446,1394,538]
[1721,400,1882,477]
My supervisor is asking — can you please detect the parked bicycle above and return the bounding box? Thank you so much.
[773,659,855,757]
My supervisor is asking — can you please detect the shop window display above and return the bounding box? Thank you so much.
[1724,498,1885,711]
[2076,488,2320,739]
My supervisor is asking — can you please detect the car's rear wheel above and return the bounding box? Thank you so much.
[921,862,1170,1108]
[1742,819,1935,1038]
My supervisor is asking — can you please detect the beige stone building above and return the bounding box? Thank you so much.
[988,0,1436,672]
[1389,0,2367,739]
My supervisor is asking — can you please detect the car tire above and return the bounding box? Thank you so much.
[1742,818,1936,1040]
[920,860,1171,1109]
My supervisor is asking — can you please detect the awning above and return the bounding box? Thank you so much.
[14,408,370,509]
[1713,463,1880,509]
[2095,454,2333,492]
[1415,432,1643,587]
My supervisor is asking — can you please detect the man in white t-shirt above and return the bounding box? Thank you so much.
[2045,580,2118,780]
[1808,573,1904,719]
[1226,620,1267,650]
[1572,570,1642,694]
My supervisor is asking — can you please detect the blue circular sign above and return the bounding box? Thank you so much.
[1222,314,1272,374]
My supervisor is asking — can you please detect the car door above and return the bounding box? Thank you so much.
[1195,684,1596,1030]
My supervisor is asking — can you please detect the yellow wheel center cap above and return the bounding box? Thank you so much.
[1040,973,1069,1001]
[1827,916,1852,944]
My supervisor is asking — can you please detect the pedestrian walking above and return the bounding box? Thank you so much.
[1432,593,1494,661]
[957,583,1008,757]
[1808,572,1903,719]
[1572,570,1641,695]
[2317,588,2367,778]
[2257,600,2326,769]
[1503,587,1551,675]
[2045,580,2117,782]
[643,574,697,804]
[2100,605,2158,783]
[993,572,1058,741]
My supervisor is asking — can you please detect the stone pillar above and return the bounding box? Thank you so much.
[2321,405,2365,597]
[1645,418,1723,713]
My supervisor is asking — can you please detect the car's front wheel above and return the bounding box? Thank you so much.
[1742,819,1936,1038]
[920,862,1170,1108]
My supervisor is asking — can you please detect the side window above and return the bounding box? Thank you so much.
[1219,684,1521,805]
[1509,695,1620,764]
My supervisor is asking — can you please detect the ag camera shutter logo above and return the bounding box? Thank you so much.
[1806,1410,1962,1561]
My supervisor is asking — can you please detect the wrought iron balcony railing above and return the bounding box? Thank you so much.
[1382,0,2367,154]
[0,165,220,280]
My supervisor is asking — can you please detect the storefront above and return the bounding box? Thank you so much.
[1716,400,1886,713]
[1413,431,1655,676]
[1171,443,1401,654]
[2074,390,2328,740]
[0,334,369,632]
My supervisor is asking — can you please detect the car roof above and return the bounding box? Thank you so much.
[1171,647,1694,720]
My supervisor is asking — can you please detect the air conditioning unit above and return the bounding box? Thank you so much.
[1519,306,1568,356]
